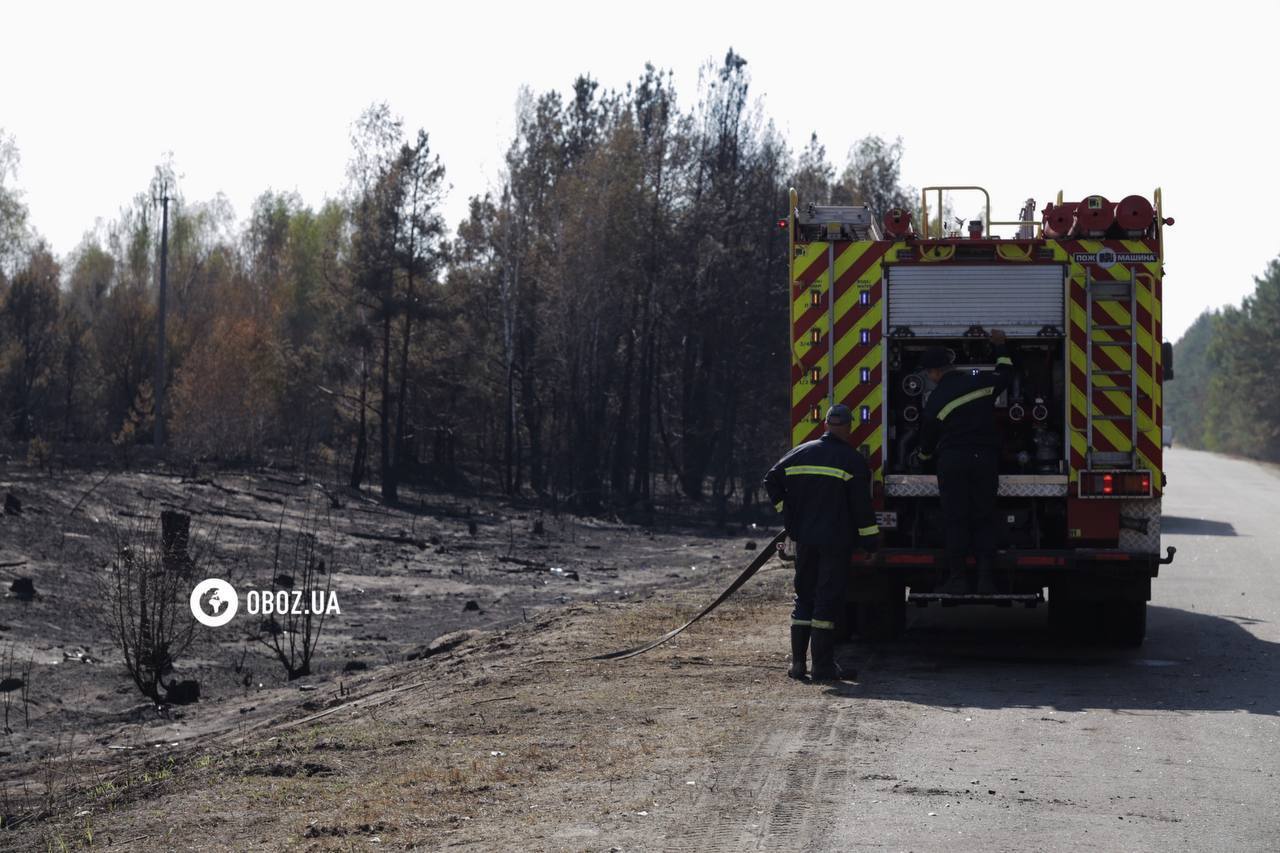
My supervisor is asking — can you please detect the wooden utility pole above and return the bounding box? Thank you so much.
[154,184,171,447]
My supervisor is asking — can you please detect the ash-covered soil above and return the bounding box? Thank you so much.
[0,456,771,825]
[6,449,1274,853]
[0,561,801,851]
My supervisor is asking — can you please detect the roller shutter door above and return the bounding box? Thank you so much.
[886,265,1065,337]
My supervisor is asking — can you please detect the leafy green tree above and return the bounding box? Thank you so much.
[1164,310,1217,448]
[0,246,61,438]
[1205,258,1280,460]
[63,239,115,438]
[0,129,30,280]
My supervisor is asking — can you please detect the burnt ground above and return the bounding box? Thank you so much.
[0,454,769,836]
[0,565,802,852]
[7,448,1275,852]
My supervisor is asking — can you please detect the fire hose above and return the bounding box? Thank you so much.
[591,530,787,661]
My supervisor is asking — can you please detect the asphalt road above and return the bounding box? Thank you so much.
[666,448,1280,852]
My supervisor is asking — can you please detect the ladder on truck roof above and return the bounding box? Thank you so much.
[794,202,882,241]
[1085,265,1140,468]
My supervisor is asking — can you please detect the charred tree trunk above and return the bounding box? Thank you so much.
[633,325,655,503]
[611,308,638,499]
[712,372,739,527]
[504,359,516,494]
[393,267,415,492]
[379,296,398,503]
[520,349,542,495]
[678,328,717,500]
[349,344,369,490]
[160,511,191,575]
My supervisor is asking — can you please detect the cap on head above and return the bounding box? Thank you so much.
[920,347,951,371]
[825,404,853,426]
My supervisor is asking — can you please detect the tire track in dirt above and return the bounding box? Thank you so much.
[653,617,931,853]
[662,687,889,852]
[662,722,804,852]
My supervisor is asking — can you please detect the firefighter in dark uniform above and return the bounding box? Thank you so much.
[764,404,879,682]
[917,330,1014,595]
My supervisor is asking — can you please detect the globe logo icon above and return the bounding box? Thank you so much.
[202,587,229,617]
[189,578,239,627]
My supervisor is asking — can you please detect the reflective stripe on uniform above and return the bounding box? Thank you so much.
[784,465,852,481]
[937,386,994,421]
[996,356,1013,367]
[858,525,879,536]
[791,618,812,627]
[774,500,784,512]
[811,619,836,630]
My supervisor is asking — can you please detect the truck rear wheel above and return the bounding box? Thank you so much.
[1102,600,1146,647]
[1048,596,1088,637]
[835,603,859,641]
[854,585,906,641]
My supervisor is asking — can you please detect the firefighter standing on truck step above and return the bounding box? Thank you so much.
[918,329,1014,595]
[764,404,879,683]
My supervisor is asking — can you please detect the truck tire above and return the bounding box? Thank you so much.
[1048,596,1075,636]
[1048,596,1094,638]
[855,586,906,641]
[1102,600,1146,648]
[835,603,859,641]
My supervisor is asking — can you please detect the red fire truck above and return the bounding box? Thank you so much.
[783,187,1176,646]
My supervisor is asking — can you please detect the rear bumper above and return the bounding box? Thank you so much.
[850,546,1174,579]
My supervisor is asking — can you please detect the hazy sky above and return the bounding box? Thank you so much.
[2,1,1275,340]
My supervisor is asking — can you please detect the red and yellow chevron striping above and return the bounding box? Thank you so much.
[1057,238,1163,494]
[789,240,892,478]
[788,233,1163,495]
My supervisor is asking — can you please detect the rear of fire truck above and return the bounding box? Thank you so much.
[783,186,1176,646]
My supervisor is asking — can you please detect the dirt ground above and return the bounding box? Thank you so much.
[10,448,1275,852]
[3,565,803,851]
[0,455,777,849]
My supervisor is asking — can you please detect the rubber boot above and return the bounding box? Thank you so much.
[976,556,998,595]
[809,627,855,682]
[788,625,811,680]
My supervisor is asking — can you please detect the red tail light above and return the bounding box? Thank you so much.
[1080,471,1152,498]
